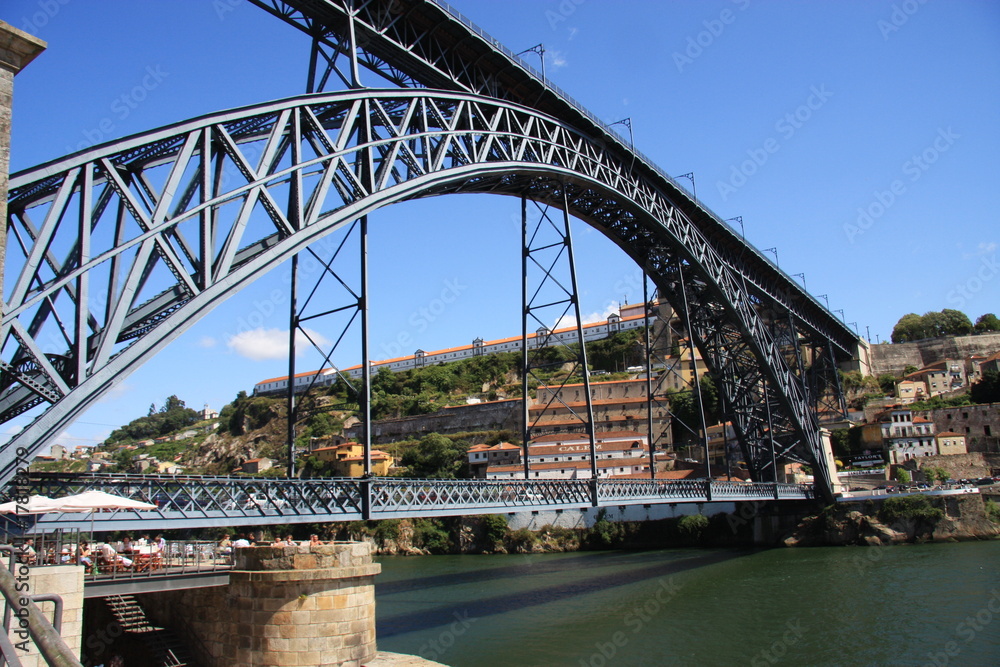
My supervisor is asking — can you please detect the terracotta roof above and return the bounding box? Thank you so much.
[488,457,651,473]
[936,431,965,438]
[529,430,645,444]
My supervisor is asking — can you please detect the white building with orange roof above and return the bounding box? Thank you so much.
[881,409,938,463]
[253,301,663,396]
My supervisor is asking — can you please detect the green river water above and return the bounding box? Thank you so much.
[374,541,1000,666]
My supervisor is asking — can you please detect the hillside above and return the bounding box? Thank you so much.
[36,328,648,477]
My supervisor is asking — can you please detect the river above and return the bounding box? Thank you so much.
[374,541,1000,666]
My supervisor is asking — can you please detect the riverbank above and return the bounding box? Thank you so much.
[328,493,1000,555]
[783,492,1000,546]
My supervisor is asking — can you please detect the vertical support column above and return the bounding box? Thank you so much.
[286,254,298,478]
[360,216,372,519]
[643,276,656,480]
[678,263,711,481]
[560,190,598,502]
[345,4,363,89]
[520,197,531,481]
[0,23,46,316]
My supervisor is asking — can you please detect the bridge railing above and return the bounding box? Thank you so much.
[14,474,814,530]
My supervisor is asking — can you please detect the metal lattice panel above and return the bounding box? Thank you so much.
[14,474,812,532]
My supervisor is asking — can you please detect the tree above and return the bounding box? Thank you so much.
[903,365,919,376]
[400,433,469,478]
[895,468,911,483]
[891,313,925,343]
[974,313,1000,334]
[938,309,973,336]
[878,374,898,394]
[971,370,1000,404]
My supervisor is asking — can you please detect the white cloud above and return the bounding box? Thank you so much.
[197,336,217,348]
[553,302,620,330]
[962,241,997,260]
[227,328,332,361]
[547,49,568,69]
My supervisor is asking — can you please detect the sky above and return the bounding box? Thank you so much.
[2,0,998,453]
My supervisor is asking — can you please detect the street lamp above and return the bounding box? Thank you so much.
[516,43,546,85]
[725,216,744,240]
[792,272,806,290]
[817,294,829,309]
[834,309,844,321]
[677,171,696,200]
[849,321,859,335]
[763,247,779,266]
[609,117,634,152]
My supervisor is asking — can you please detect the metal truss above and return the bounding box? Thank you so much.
[520,195,597,487]
[16,473,812,532]
[253,1,857,357]
[3,87,842,498]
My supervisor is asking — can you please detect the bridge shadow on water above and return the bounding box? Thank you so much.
[376,548,753,637]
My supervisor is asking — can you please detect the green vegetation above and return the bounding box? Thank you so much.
[105,395,199,444]
[906,395,973,411]
[677,513,709,538]
[974,313,1000,334]
[400,433,471,478]
[890,309,976,343]
[877,496,944,526]
[894,469,911,483]
[985,499,1000,524]
[669,376,720,445]
[971,370,1000,404]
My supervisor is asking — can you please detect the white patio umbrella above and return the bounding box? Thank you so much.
[56,490,157,541]
[0,495,71,515]
[56,490,157,512]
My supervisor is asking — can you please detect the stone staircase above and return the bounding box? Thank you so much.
[104,595,195,667]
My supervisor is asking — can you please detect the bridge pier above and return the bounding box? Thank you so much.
[8,565,84,667]
[143,542,381,667]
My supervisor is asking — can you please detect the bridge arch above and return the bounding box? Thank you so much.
[2,89,832,492]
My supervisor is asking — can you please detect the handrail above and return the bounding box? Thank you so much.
[0,546,82,667]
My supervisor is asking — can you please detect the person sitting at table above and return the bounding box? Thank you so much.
[272,536,289,547]
[153,534,166,552]
[17,539,36,565]
[137,534,149,547]
[100,543,132,569]
[218,534,232,555]
[233,534,251,548]
[78,541,93,568]
[120,537,135,554]
[308,534,322,547]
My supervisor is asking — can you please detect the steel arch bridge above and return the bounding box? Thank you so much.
[1,0,859,500]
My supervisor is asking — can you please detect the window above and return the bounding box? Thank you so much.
[986,425,992,437]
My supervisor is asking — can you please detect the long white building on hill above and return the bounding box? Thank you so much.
[254,302,658,396]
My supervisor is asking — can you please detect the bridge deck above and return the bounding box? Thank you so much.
[17,474,814,532]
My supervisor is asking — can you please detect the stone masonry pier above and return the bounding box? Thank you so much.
[146,542,381,666]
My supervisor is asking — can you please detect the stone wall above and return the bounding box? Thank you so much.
[345,399,520,444]
[9,565,84,667]
[913,452,1000,481]
[914,402,1000,453]
[869,333,1000,376]
[144,542,380,667]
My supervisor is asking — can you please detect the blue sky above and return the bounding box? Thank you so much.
[2,0,998,452]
